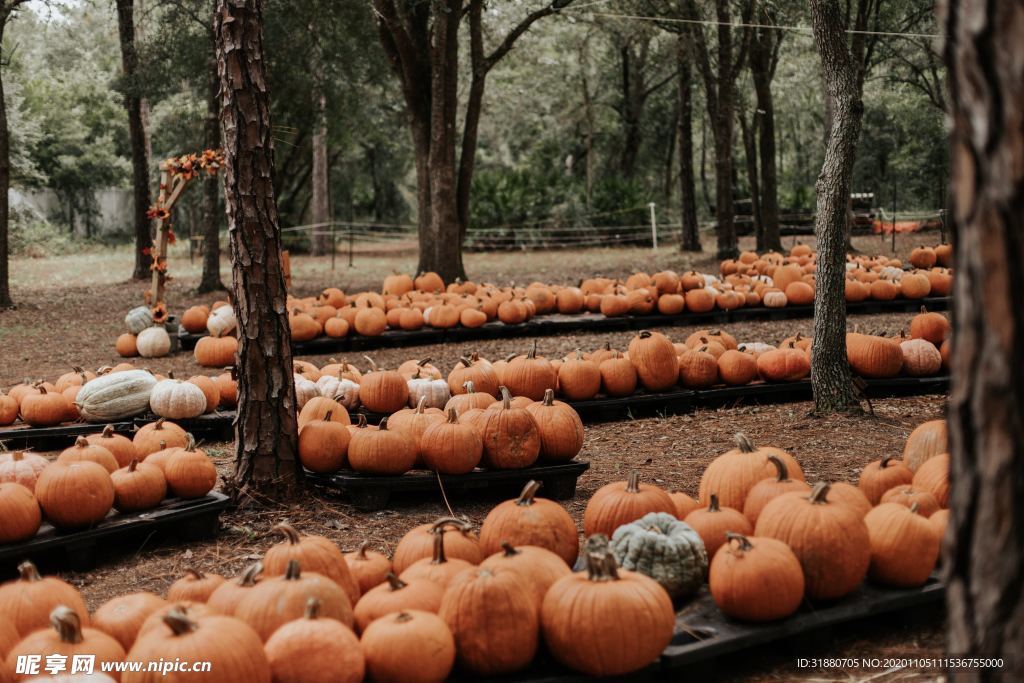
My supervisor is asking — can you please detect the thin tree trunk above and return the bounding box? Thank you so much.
[712,120,737,259]
[739,107,762,250]
[677,36,700,252]
[581,46,595,211]
[197,12,225,294]
[663,104,677,204]
[0,9,13,308]
[943,0,1024,672]
[216,0,299,494]
[809,0,863,414]
[115,0,154,281]
[309,16,330,257]
[752,34,782,251]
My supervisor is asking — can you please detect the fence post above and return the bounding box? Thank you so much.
[648,202,658,249]
[348,225,354,268]
[331,223,336,271]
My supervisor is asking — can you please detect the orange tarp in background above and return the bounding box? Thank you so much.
[872,219,941,234]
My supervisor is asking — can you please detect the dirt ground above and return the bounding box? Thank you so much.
[0,232,951,682]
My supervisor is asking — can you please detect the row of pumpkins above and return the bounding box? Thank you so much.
[288,317,950,434]
[0,418,950,682]
[721,243,953,276]
[0,422,218,544]
[0,366,237,428]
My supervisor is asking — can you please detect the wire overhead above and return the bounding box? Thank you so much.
[560,9,940,40]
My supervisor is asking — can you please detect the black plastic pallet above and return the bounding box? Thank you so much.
[177,296,951,353]
[0,420,134,451]
[305,461,590,510]
[658,576,945,672]
[0,492,231,576]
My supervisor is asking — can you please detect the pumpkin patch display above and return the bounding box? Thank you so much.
[610,511,707,599]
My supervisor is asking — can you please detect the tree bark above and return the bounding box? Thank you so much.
[738,105,762,250]
[943,0,1024,673]
[197,5,225,294]
[215,0,299,494]
[808,0,863,414]
[676,35,700,252]
[0,5,19,308]
[309,10,331,257]
[115,0,154,281]
[750,7,782,252]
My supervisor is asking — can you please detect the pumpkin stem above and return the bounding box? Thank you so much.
[583,535,620,582]
[153,417,166,430]
[162,608,198,636]
[734,433,756,453]
[17,560,42,582]
[74,436,89,448]
[527,340,538,359]
[707,493,721,512]
[726,532,753,552]
[184,433,197,452]
[504,353,518,362]
[379,416,390,431]
[429,527,449,564]
[767,454,788,482]
[417,358,432,367]
[515,480,542,506]
[304,597,322,620]
[355,541,370,559]
[237,561,262,587]
[385,572,407,591]
[128,459,139,473]
[184,568,205,580]
[446,407,459,424]
[499,386,512,410]
[542,388,555,406]
[639,330,652,339]
[395,611,414,623]
[415,396,428,414]
[808,482,831,504]
[920,305,928,315]
[273,523,303,546]
[458,356,472,368]
[429,517,473,534]
[101,424,115,438]
[284,559,302,580]
[500,541,522,557]
[910,502,920,515]
[50,606,84,645]
[323,410,334,422]
[364,356,379,372]
[575,349,584,361]
[625,471,641,494]
[355,414,367,428]
[880,456,895,469]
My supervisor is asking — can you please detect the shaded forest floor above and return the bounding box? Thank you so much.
[0,231,950,681]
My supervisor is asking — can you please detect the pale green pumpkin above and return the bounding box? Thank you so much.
[610,511,708,599]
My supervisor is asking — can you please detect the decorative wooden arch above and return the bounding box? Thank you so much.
[143,149,224,321]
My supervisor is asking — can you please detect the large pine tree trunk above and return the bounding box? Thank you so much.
[943,0,1024,671]
[115,0,154,281]
[677,36,700,252]
[216,0,299,494]
[0,11,12,308]
[752,62,782,252]
[808,0,863,414]
[739,109,762,250]
[197,15,225,294]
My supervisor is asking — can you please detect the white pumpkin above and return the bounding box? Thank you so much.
[207,306,237,337]
[149,379,207,419]
[738,342,776,356]
[315,375,360,410]
[76,370,157,421]
[136,326,172,358]
[407,374,450,409]
[879,266,905,281]
[125,306,153,335]
[294,373,320,410]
